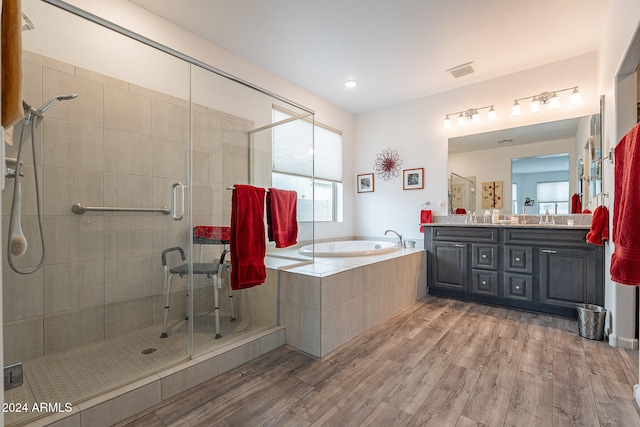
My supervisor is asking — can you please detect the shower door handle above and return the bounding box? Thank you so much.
[171,182,185,221]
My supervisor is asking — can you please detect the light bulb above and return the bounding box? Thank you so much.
[549,92,560,109]
[344,80,357,88]
[443,115,452,130]
[471,110,480,124]
[457,113,466,127]
[487,106,496,121]
[569,88,582,106]
[529,96,540,114]
[511,101,522,117]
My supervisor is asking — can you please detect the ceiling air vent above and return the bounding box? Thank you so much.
[447,61,477,79]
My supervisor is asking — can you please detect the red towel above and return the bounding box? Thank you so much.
[455,208,466,214]
[193,225,230,241]
[571,193,582,214]
[582,209,591,214]
[419,209,433,232]
[230,185,266,290]
[611,123,640,286]
[586,206,609,246]
[266,188,298,248]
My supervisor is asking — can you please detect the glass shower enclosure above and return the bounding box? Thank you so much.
[2,1,314,425]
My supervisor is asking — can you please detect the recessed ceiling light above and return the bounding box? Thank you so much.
[344,80,357,88]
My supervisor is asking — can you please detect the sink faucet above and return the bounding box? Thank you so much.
[385,229,403,247]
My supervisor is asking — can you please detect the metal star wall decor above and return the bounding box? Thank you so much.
[374,148,402,180]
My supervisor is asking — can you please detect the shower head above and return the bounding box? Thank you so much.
[35,93,78,116]
[22,94,78,120]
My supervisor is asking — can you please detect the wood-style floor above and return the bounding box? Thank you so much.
[117,296,640,426]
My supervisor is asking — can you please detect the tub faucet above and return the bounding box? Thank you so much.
[385,229,403,247]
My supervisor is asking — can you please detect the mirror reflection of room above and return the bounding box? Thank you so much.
[448,114,601,215]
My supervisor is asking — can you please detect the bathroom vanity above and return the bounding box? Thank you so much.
[423,224,604,317]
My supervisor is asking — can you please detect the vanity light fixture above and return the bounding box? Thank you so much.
[344,80,357,88]
[511,86,582,118]
[443,105,496,130]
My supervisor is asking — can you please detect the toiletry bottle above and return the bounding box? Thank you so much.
[483,210,491,223]
[471,211,477,223]
[492,209,500,224]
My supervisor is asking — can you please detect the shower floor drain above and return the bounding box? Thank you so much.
[141,348,157,355]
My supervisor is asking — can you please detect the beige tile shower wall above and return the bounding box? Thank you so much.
[2,51,256,363]
[280,251,426,358]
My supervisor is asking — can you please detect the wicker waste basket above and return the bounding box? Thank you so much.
[576,304,607,340]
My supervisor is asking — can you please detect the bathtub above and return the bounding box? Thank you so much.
[298,240,398,257]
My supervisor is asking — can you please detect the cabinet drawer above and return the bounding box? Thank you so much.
[504,228,590,247]
[432,227,498,243]
[472,244,498,270]
[472,270,499,296]
[503,273,533,301]
[504,246,532,273]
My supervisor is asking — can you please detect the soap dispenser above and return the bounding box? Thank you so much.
[492,209,500,224]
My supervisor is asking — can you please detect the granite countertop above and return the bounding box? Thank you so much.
[420,214,592,230]
[420,222,591,230]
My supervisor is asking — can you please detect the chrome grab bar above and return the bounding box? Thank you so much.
[171,182,185,221]
[72,203,170,215]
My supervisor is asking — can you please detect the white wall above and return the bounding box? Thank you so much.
[355,53,598,245]
[598,0,640,351]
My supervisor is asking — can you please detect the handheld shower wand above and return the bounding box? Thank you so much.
[10,181,27,257]
[8,93,78,274]
[23,93,78,119]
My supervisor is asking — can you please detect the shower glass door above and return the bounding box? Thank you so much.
[2,2,191,424]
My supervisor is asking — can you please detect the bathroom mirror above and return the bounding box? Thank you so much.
[448,114,601,214]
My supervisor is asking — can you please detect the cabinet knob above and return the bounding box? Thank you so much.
[515,257,521,262]
[481,280,487,285]
[515,285,521,290]
[482,254,487,259]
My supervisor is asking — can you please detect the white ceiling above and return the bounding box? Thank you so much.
[128,0,607,114]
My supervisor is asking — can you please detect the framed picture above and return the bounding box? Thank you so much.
[357,173,374,193]
[403,168,424,190]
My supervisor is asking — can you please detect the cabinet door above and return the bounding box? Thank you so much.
[472,244,498,270]
[472,270,499,296]
[432,242,467,291]
[539,247,596,308]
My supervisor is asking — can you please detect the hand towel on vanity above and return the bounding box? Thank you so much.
[230,185,266,290]
[455,208,466,214]
[586,205,609,246]
[1,0,24,128]
[266,188,298,248]
[419,209,433,232]
[610,122,640,286]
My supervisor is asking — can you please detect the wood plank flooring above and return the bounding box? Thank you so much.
[117,296,640,426]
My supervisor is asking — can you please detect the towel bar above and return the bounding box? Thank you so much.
[71,203,170,215]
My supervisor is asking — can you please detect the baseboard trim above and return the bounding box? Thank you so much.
[608,334,639,349]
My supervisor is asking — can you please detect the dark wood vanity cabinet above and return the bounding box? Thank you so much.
[425,226,604,317]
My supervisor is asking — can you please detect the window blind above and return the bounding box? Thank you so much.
[272,108,342,182]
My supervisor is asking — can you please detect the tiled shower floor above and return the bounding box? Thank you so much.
[4,313,267,426]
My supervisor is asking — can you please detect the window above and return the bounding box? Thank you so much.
[537,181,569,214]
[272,107,343,222]
[512,183,518,214]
